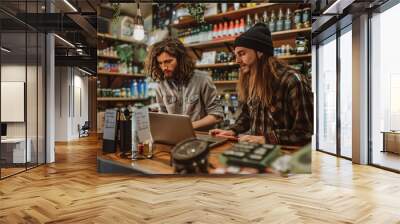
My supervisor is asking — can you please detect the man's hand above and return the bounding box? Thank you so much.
[239,135,266,144]
[192,115,221,130]
[209,129,235,137]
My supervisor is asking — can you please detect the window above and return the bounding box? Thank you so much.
[317,35,337,154]
[339,26,352,158]
[371,2,400,171]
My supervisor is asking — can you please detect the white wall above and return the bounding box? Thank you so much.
[55,67,89,141]
[1,64,46,164]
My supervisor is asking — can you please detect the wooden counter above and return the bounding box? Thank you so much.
[97,137,300,175]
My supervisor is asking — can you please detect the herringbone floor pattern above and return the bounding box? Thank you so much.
[1,136,400,224]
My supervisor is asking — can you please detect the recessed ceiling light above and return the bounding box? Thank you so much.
[54,34,75,48]
[78,68,92,76]
[1,47,11,53]
[63,0,78,12]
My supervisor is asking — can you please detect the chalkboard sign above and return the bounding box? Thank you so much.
[102,109,118,153]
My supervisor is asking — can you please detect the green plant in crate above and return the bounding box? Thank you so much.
[116,44,133,64]
[116,44,133,73]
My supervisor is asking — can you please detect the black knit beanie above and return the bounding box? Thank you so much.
[234,23,274,56]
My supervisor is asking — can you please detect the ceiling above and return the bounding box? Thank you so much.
[0,0,101,73]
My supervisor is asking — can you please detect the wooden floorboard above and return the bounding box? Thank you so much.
[0,136,400,223]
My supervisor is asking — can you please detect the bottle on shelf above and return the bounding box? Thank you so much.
[269,10,276,32]
[234,19,240,36]
[229,21,235,36]
[246,14,253,31]
[218,23,223,39]
[285,8,292,30]
[208,24,213,41]
[137,79,143,98]
[238,18,244,34]
[254,13,260,24]
[213,24,218,40]
[262,11,269,25]
[223,22,228,37]
[276,8,284,32]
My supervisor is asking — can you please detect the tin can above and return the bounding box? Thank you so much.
[302,8,311,28]
[294,9,302,29]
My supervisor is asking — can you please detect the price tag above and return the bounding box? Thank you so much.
[132,107,151,142]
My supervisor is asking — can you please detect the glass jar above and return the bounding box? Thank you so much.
[302,8,311,28]
[294,9,302,29]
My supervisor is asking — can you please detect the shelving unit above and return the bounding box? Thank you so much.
[172,3,276,29]
[185,28,311,49]
[171,3,312,96]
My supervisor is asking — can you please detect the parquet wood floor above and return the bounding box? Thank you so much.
[1,136,400,223]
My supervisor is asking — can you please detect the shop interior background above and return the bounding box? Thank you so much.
[95,2,312,175]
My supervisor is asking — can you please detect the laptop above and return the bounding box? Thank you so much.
[148,112,228,147]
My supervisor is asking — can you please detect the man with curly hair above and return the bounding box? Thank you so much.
[145,38,223,130]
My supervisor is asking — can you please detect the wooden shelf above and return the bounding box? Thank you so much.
[272,27,312,39]
[277,53,311,60]
[185,28,311,49]
[213,80,238,84]
[97,71,146,78]
[97,97,150,102]
[185,36,237,49]
[196,62,238,69]
[97,33,147,46]
[98,55,120,60]
[172,3,276,28]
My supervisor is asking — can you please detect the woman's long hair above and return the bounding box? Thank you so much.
[237,54,295,107]
[144,37,194,84]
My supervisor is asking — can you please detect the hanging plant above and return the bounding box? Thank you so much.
[111,3,121,25]
[187,4,206,23]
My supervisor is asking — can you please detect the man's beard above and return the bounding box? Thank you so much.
[164,70,175,80]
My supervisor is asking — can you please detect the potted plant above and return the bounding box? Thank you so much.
[188,4,206,23]
[116,44,133,74]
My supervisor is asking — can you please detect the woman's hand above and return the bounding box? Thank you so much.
[239,135,266,144]
[209,129,235,137]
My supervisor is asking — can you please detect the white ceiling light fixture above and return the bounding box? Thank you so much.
[63,0,78,12]
[54,34,75,48]
[1,47,11,53]
[133,0,145,41]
